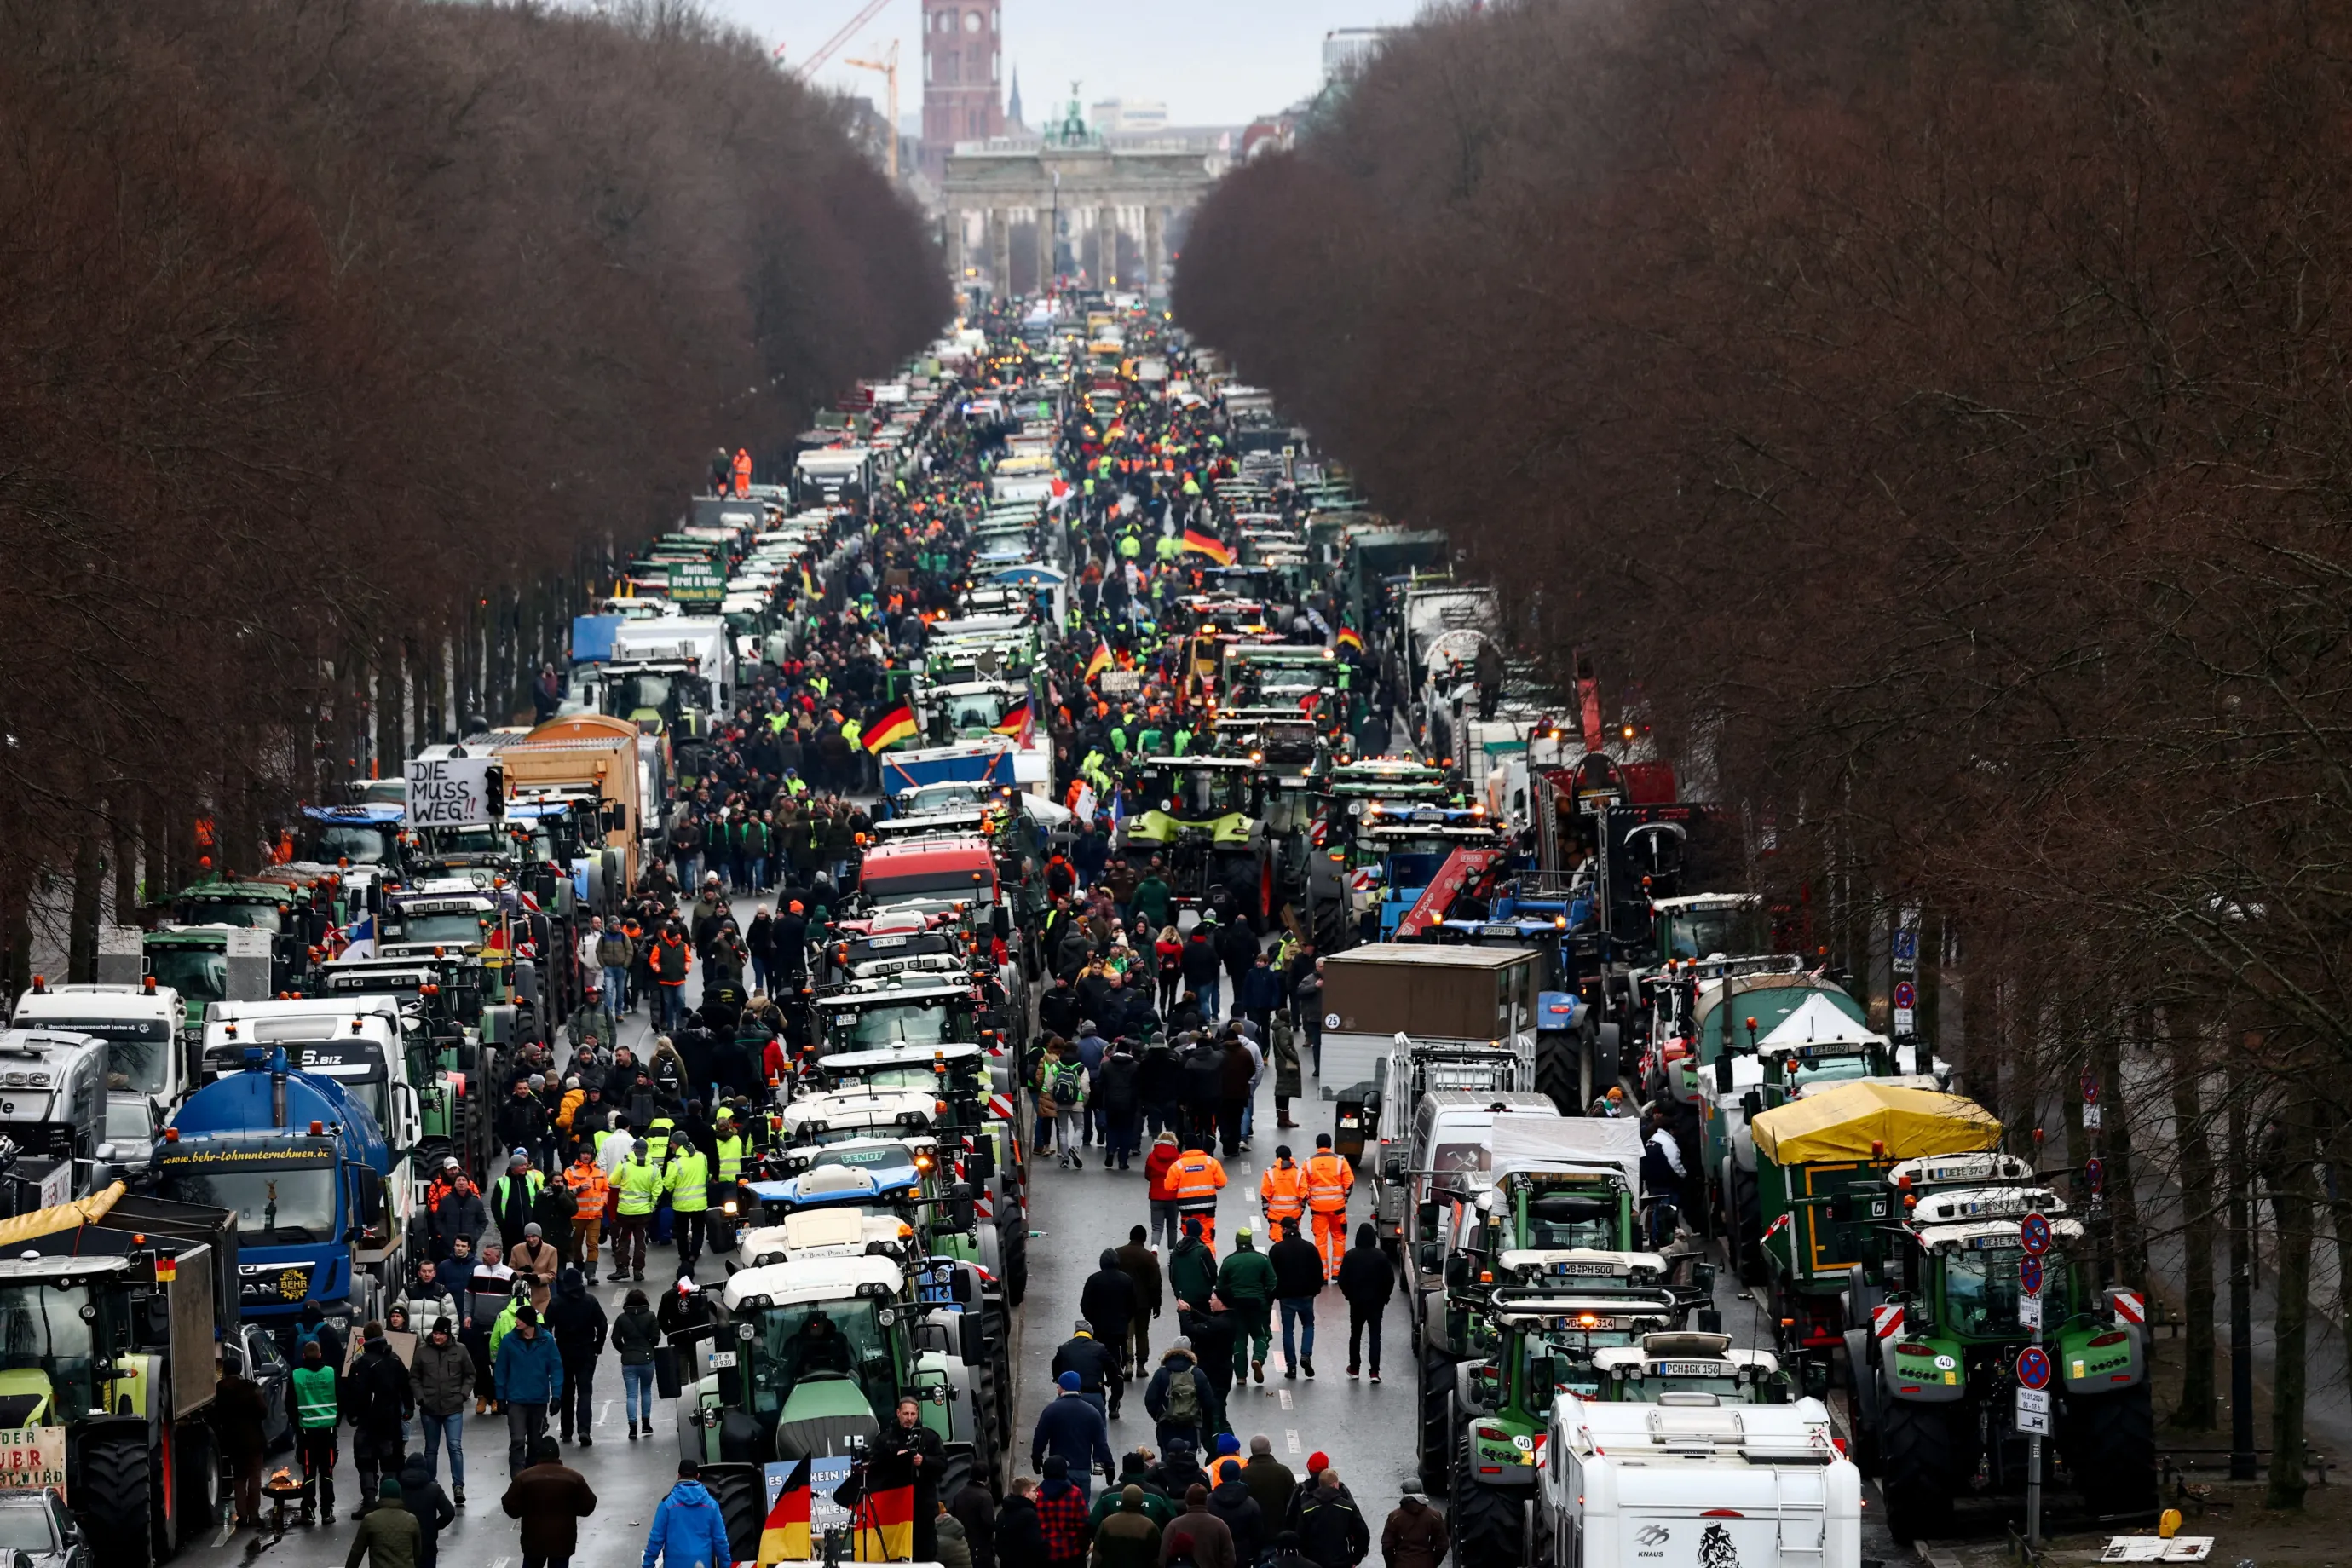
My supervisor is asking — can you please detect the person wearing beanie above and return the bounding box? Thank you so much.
[503,1434,597,1568]
[1295,1465,1369,1568]
[1238,1436,1296,1530]
[1261,1528,1315,1568]
[1035,1456,1090,1568]
[1089,1453,1175,1534]
[1088,1483,1162,1568]
[1161,1482,1237,1568]
[345,1478,422,1568]
[1144,1339,1222,1459]
[395,1450,456,1568]
[1053,1317,1125,1421]
[1207,1448,1265,1568]
[493,1303,564,1479]
[1336,1222,1396,1381]
[1285,1455,1331,1531]
[1380,1478,1449,1568]
[1032,1369,1115,1496]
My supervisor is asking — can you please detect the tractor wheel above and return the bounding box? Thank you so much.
[80,1436,155,1568]
[1417,1347,1453,1492]
[1002,1217,1029,1307]
[700,1461,765,1565]
[1727,1158,1763,1286]
[2064,1381,2158,1518]
[1449,1431,1526,1566]
[175,1421,221,1551]
[1878,1388,1963,1543]
[1534,1031,1581,1118]
[1840,1329,1878,1477]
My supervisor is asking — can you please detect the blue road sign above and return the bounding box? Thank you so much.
[2017,1346,2052,1391]
[2019,1255,2045,1295]
[2084,1156,2106,1196]
[2019,1213,2053,1256]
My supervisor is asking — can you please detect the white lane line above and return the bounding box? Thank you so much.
[597,1400,614,1427]
[1278,1390,1293,1410]
[1286,1429,1301,1454]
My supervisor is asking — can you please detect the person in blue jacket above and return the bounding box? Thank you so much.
[643,1459,734,1568]
[1029,1369,1115,1498]
[493,1305,565,1479]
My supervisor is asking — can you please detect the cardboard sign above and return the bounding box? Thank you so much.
[0,1427,66,1499]
[406,756,503,827]
[344,1329,418,1373]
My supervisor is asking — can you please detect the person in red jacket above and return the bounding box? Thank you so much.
[649,922,692,1032]
[1144,1132,1183,1250]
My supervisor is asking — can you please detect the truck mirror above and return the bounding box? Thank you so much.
[1714,1055,1733,1093]
[948,1182,976,1231]
[966,1142,995,1182]
[1741,1090,1763,1121]
[1381,1154,1405,1183]
[992,904,1012,941]
[604,802,629,834]
[1528,1356,1558,1396]
[1689,1261,1717,1293]
[1444,1254,1468,1289]
[951,1269,976,1306]
[1698,1307,1724,1335]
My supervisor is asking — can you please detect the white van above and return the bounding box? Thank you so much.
[1540,1396,1861,1568]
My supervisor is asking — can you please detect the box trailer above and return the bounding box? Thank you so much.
[1316,942,1540,1094]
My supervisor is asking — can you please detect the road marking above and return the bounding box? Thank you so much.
[1278,1390,1292,1410]
[491,1557,512,1568]
[597,1400,614,1426]
[1286,1429,1300,1454]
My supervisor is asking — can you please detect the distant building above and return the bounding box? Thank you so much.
[1322,26,1392,84]
[1089,98,1168,135]
[1007,66,1025,130]
[920,0,1005,181]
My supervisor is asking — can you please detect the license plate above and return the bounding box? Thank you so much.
[1554,1261,1615,1277]
[709,1351,737,1369]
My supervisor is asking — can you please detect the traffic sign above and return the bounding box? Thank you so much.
[2019,1213,2053,1256]
[2019,1254,2045,1295]
[1891,929,1918,963]
[2017,1346,2053,1390]
[2081,1071,2101,1104]
[1893,980,1918,1010]
[2016,1386,2053,1434]
[2084,1156,2106,1196]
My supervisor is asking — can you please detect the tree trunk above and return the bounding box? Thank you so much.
[2167,1009,2217,1428]
[376,635,405,781]
[2101,1007,2147,1287]
[2266,1094,2315,1510]
[67,831,103,983]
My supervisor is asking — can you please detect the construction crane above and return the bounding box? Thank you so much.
[796,0,891,78]
[844,41,901,180]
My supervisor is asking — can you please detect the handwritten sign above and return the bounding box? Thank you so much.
[406,757,502,827]
[0,1427,66,1499]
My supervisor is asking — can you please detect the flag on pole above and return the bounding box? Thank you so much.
[1084,641,1113,680]
[1335,626,1364,653]
[1180,529,1235,566]
[864,706,919,753]
[758,1458,813,1564]
[850,1480,916,1562]
[992,700,1033,738]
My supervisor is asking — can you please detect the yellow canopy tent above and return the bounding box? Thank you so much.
[1751,1081,1999,1166]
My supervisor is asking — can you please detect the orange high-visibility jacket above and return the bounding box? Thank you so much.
[1305,1151,1355,1213]
[1172,1151,1227,1206]
[1260,1161,1307,1219]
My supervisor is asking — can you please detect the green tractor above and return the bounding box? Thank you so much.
[3,1190,239,1568]
[669,1254,1004,1549]
[1115,757,1267,924]
[1844,1152,2155,1540]
[1747,1080,2002,1396]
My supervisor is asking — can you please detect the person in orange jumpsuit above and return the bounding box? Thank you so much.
[1259,1145,1307,1243]
[1304,1133,1356,1280]
[731,447,752,497]
[1170,1142,1227,1249]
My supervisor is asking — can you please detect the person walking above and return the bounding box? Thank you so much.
[504,1434,599,1568]
[1238,1437,1295,1529]
[1053,1319,1125,1424]
[641,1461,732,1568]
[994,1478,1049,1568]
[494,1306,564,1478]
[665,1134,712,1271]
[1294,1467,1369,1566]
[347,1323,415,1506]
[293,1337,343,1524]
[512,1223,562,1313]
[413,1316,475,1504]
[1378,1480,1447,1568]
[490,1153,545,1254]
[1215,1037,1254,1157]
[1038,1041,1089,1168]
[1336,1224,1394,1381]
[344,1480,422,1568]
[1032,1372,1115,1496]
[546,1266,607,1445]
[563,1148,608,1271]
[215,1348,270,1530]
[1143,1133,1183,1250]
[1167,1219,1219,1314]
[612,1143,662,1282]
[1169,1143,1227,1250]
[1142,1340,1221,1459]
[1269,1225,1324,1378]
[1161,1485,1237,1568]
[1034,1458,1091,1568]
[1303,1134,1355,1282]
[1113,1225,1163,1375]
[1259,1145,1307,1243]
[952,1470,999,1568]
[1268,1013,1303,1131]
[614,1288,663,1439]
[396,1452,457,1568]
[1208,1467,1265,1568]
[1213,1228,1277,1386]
[1087,1485,1160,1568]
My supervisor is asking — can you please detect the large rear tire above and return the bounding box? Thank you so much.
[1417,1347,1453,1492]
[80,1436,155,1568]
[2064,1381,2157,1518]
[1449,1431,1526,1565]
[1534,1031,1581,1117]
[1002,1217,1029,1307]
[700,1461,765,1565]
[1879,1390,1962,1543]
[175,1421,220,1551]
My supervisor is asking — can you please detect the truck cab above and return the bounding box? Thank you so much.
[12,980,189,1113]
[162,1048,406,1331]
[0,1030,108,1177]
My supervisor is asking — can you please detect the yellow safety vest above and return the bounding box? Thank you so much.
[666,1149,712,1212]
[615,1158,664,1217]
[714,1133,747,1184]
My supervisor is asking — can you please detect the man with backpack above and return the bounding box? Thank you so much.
[1144,1340,1222,1458]
[1037,1041,1090,1169]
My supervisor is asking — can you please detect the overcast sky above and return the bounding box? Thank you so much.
[706,0,1431,128]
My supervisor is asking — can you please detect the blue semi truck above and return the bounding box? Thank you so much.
[158,1047,406,1332]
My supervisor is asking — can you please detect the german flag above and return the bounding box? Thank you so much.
[758,1457,813,1564]
[1181,529,1235,566]
[864,705,919,753]
[992,700,1032,738]
[1084,641,1114,680]
[851,1480,917,1563]
[1336,626,1364,653]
